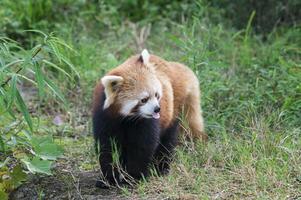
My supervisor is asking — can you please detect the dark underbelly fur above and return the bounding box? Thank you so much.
[93,94,179,188]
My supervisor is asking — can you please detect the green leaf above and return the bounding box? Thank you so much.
[23,30,48,38]
[1,59,24,72]
[0,136,5,152]
[60,56,80,78]
[8,75,17,110]
[34,62,45,98]
[34,143,64,160]
[47,41,61,62]
[42,59,71,79]
[10,165,27,188]
[0,190,8,200]
[49,36,76,52]
[31,135,53,146]
[0,157,10,168]
[15,88,33,132]
[30,135,64,160]
[44,76,66,104]
[21,157,52,175]
[45,38,79,78]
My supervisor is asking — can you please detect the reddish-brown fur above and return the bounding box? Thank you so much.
[93,54,207,141]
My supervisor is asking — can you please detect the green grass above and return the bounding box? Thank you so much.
[1,1,300,199]
[60,19,300,198]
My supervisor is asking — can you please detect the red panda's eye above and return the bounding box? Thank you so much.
[141,97,148,104]
[155,93,160,99]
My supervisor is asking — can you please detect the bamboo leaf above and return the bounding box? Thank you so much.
[14,73,37,86]
[34,62,45,98]
[60,56,80,78]
[44,76,66,104]
[47,41,61,63]
[8,75,17,109]
[42,59,71,78]
[1,59,24,72]
[23,29,47,38]
[15,88,33,132]
[50,37,76,52]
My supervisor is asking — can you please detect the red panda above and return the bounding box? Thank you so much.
[92,49,207,188]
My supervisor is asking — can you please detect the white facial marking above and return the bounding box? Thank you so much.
[120,100,138,115]
[139,97,160,119]
[139,91,149,99]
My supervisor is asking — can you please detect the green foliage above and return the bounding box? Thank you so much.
[0,32,75,197]
[21,157,52,175]
[31,135,64,161]
[165,19,301,132]
[0,165,27,199]
[206,0,301,33]
[97,0,197,24]
[0,165,27,200]
[0,0,202,48]
[0,32,77,128]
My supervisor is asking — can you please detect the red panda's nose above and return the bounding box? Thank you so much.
[154,106,160,113]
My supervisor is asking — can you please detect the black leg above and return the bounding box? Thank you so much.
[93,96,125,188]
[124,118,160,180]
[97,136,123,187]
[154,120,179,175]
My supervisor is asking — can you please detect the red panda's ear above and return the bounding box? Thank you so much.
[101,75,123,109]
[139,49,150,65]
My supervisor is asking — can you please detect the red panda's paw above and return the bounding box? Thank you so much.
[95,180,110,189]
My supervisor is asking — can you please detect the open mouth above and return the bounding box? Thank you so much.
[152,113,160,119]
[144,113,160,119]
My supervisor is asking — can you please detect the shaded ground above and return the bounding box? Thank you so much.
[10,171,128,200]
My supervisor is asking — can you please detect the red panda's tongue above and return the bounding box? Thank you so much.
[152,113,160,119]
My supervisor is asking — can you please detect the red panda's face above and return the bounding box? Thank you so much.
[101,69,162,119]
[118,76,162,119]
[101,49,163,119]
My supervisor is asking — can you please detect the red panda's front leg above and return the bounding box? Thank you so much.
[124,119,160,180]
[96,137,121,188]
[126,148,153,179]
[93,94,124,188]
[154,120,179,175]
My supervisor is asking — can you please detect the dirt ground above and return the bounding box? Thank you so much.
[10,170,129,200]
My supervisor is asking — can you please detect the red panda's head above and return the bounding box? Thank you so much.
[101,50,162,119]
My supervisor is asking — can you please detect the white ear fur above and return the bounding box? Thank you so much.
[141,49,150,64]
[101,75,123,88]
[101,75,123,109]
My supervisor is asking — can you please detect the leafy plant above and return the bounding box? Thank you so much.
[0,31,77,198]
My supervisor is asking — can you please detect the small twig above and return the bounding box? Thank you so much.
[68,170,84,200]
[1,47,42,88]
[32,46,42,58]
[1,67,22,88]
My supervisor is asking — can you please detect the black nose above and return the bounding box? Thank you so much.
[154,106,160,113]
